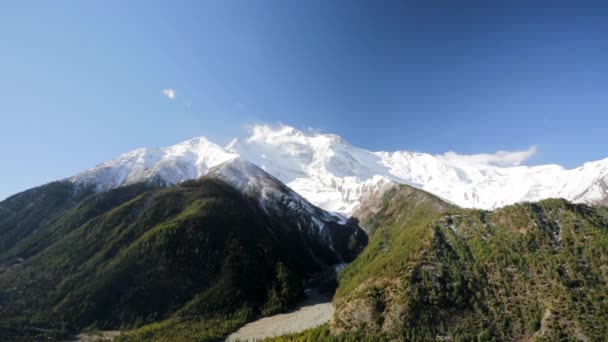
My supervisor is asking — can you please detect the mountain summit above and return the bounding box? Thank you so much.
[69,124,608,213]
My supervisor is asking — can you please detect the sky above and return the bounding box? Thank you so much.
[1,1,608,200]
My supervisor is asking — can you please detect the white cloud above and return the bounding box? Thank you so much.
[162,88,176,100]
[440,145,537,167]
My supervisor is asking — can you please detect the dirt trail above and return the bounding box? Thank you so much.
[227,289,334,341]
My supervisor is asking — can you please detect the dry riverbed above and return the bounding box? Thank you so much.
[227,289,334,341]
[68,330,121,341]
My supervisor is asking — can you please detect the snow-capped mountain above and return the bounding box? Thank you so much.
[69,124,608,214]
[71,137,237,192]
[227,125,608,212]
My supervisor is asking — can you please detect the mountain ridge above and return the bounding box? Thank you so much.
[64,124,608,214]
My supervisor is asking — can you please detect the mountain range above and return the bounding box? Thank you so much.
[2,124,608,341]
[69,124,608,214]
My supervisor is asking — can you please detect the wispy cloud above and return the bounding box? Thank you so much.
[440,146,537,167]
[162,88,176,100]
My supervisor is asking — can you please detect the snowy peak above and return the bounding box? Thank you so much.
[70,137,237,191]
[225,125,393,213]
[67,124,608,213]
[227,124,608,211]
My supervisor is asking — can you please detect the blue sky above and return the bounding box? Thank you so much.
[1,1,608,200]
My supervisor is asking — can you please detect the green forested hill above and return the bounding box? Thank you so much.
[331,185,608,341]
[0,165,366,341]
[0,182,157,264]
[0,181,93,259]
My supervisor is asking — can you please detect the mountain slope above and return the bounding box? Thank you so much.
[52,125,608,215]
[334,184,457,300]
[331,192,608,341]
[0,181,96,262]
[209,159,367,262]
[0,160,367,341]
